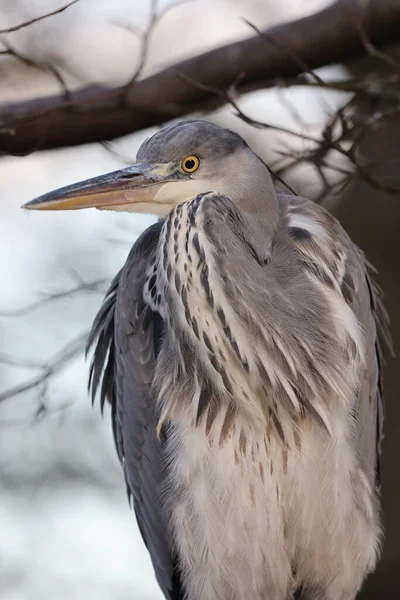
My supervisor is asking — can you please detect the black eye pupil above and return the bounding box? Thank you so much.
[185,159,195,170]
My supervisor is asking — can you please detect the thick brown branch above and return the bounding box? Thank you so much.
[0,0,400,154]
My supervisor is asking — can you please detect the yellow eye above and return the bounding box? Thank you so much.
[181,155,200,173]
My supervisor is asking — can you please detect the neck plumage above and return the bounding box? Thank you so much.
[216,151,281,264]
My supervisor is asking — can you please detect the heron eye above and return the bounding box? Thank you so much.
[181,155,200,173]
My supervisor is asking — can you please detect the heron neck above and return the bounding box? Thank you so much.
[219,157,280,262]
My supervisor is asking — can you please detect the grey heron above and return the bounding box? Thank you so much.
[23,120,390,600]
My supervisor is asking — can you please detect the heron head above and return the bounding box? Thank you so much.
[22,120,275,217]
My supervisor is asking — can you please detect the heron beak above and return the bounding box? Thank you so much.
[21,163,176,212]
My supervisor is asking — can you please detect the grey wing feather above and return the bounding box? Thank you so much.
[286,194,391,489]
[87,221,183,600]
[334,237,391,489]
[354,266,391,487]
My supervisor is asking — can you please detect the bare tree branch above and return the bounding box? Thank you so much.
[242,19,326,87]
[0,40,71,99]
[0,273,110,413]
[225,84,400,196]
[125,0,195,86]
[0,0,400,155]
[0,331,89,403]
[0,277,108,318]
[0,0,80,35]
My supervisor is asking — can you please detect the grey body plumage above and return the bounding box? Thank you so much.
[24,120,390,600]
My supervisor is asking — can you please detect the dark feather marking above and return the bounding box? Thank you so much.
[282,449,288,473]
[365,273,376,312]
[341,268,354,304]
[192,232,200,254]
[289,226,312,242]
[196,385,212,424]
[181,286,189,311]
[205,401,219,437]
[217,308,226,328]
[230,339,249,372]
[163,243,168,269]
[303,260,335,289]
[294,427,302,451]
[200,263,211,298]
[165,216,172,240]
[259,462,264,483]
[239,429,247,455]
[221,370,233,395]
[272,412,286,445]
[223,324,232,343]
[173,216,179,229]
[191,316,199,339]
[174,272,181,293]
[166,264,172,281]
[175,252,180,265]
[148,274,157,290]
[202,331,214,353]
[220,403,236,445]
[209,354,220,373]
[218,312,233,342]
[192,232,205,263]
[230,339,240,359]
[257,360,272,389]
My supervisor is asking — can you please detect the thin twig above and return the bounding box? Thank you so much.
[243,19,326,87]
[0,0,80,35]
[100,141,135,165]
[0,353,44,370]
[0,331,89,403]
[125,0,195,87]
[0,40,71,99]
[0,278,107,317]
[353,9,400,73]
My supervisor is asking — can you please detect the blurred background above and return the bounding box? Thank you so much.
[0,1,398,598]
